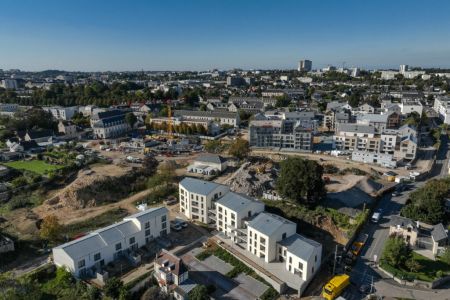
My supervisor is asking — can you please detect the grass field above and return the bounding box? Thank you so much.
[3,160,63,175]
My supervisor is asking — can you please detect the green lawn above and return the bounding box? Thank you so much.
[381,252,450,282]
[3,160,63,175]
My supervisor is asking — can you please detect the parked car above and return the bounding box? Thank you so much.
[170,221,182,231]
[175,218,188,228]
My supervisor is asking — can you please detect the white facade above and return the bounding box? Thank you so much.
[214,192,265,243]
[433,96,450,124]
[44,106,78,120]
[400,99,423,116]
[52,207,169,277]
[277,234,322,282]
[1,79,18,89]
[179,177,229,224]
[247,213,296,263]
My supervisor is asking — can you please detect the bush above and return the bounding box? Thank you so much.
[323,164,339,174]
[196,251,212,261]
[260,287,279,300]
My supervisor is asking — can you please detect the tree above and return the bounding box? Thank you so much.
[276,157,325,204]
[0,272,43,300]
[104,277,123,299]
[382,236,411,268]
[405,257,422,273]
[40,215,62,242]
[401,178,449,224]
[142,155,159,176]
[228,138,250,160]
[440,246,450,265]
[204,140,223,153]
[141,286,169,300]
[189,284,209,300]
[125,112,137,129]
[275,95,291,108]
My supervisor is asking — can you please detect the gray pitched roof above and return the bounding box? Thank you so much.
[195,154,226,165]
[248,212,295,236]
[389,215,416,229]
[174,110,238,119]
[215,192,264,212]
[431,223,448,242]
[278,233,321,260]
[179,177,226,195]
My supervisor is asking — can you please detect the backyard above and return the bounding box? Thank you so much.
[3,160,64,175]
[381,252,450,282]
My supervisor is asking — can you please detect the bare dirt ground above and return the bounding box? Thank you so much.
[252,149,411,177]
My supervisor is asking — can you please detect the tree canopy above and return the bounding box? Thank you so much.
[382,236,412,268]
[276,157,325,204]
[40,215,62,242]
[228,138,250,160]
[188,285,209,300]
[401,178,450,224]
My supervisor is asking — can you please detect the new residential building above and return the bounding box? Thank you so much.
[52,207,169,278]
[44,106,78,120]
[249,119,313,152]
[179,177,229,224]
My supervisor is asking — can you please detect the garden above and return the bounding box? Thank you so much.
[3,160,64,175]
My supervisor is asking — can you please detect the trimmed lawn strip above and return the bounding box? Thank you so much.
[4,160,64,175]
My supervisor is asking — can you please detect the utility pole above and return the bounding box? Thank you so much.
[332,244,338,275]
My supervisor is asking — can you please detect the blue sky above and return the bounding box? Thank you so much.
[1,0,450,71]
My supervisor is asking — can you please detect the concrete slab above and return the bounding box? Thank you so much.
[203,255,233,275]
[235,273,268,297]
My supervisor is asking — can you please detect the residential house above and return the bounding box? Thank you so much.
[52,207,169,278]
[44,106,78,120]
[187,154,227,175]
[58,121,79,140]
[389,215,419,245]
[154,249,197,300]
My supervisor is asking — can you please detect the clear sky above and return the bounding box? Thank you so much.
[1,0,450,71]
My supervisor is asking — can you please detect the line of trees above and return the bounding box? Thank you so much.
[148,122,208,135]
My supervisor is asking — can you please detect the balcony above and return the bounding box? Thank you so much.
[208,209,216,215]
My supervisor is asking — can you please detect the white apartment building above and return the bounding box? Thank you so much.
[400,99,423,116]
[433,96,450,124]
[44,106,78,120]
[52,207,169,277]
[277,234,322,282]
[0,103,18,116]
[1,79,18,90]
[179,177,229,224]
[178,178,323,294]
[247,212,297,263]
[173,110,240,127]
[214,192,265,244]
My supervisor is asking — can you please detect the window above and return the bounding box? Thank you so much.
[145,229,151,236]
[260,237,266,244]
[94,253,101,261]
[145,222,150,229]
[282,233,287,239]
[78,259,85,268]
[315,255,317,262]
[278,248,282,254]
[129,237,135,244]
[289,257,292,263]
[161,215,167,222]
[298,262,303,269]
[162,222,167,229]
[115,243,122,251]
[312,267,315,273]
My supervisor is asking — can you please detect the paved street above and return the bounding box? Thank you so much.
[348,131,450,299]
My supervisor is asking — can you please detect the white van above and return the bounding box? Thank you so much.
[371,212,381,223]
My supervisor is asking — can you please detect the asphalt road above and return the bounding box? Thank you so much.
[348,132,449,299]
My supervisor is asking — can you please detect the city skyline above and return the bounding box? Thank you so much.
[1,0,450,71]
